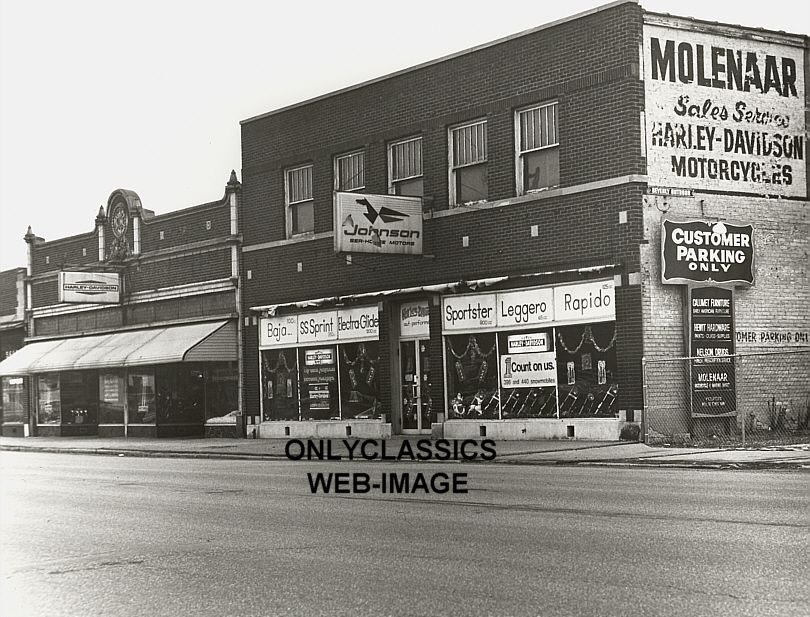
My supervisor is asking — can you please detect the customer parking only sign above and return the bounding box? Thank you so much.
[661,220,754,285]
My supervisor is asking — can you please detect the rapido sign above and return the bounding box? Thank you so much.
[334,192,422,255]
[662,220,754,285]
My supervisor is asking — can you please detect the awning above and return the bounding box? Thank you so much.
[251,264,619,316]
[0,321,236,376]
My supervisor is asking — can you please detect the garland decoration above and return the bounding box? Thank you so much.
[556,325,617,354]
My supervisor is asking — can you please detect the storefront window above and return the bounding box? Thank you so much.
[555,322,618,418]
[498,329,557,419]
[446,333,498,419]
[37,373,61,424]
[128,371,156,423]
[339,342,381,420]
[205,363,238,422]
[99,371,125,424]
[299,346,339,420]
[156,364,205,425]
[60,371,99,425]
[1,376,26,424]
[262,349,299,421]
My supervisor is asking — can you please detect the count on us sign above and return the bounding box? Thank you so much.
[662,220,754,285]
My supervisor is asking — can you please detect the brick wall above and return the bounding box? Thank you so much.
[0,269,23,317]
[140,202,231,253]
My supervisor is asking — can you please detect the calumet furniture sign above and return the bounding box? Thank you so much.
[334,192,423,255]
[643,19,806,197]
[58,271,121,304]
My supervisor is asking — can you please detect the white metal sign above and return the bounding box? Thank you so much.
[59,271,120,304]
[442,294,497,331]
[400,300,430,338]
[507,332,550,354]
[496,288,554,328]
[643,22,806,197]
[259,315,298,348]
[298,311,338,344]
[553,280,615,324]
[337,305,379,342]
[334,192,423,254]
[500,352,557,388]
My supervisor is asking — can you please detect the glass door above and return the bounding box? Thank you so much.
[400,339,432,433]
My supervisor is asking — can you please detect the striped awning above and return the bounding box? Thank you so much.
[0,321,236,376]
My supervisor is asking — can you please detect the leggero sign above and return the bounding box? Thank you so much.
[442,280,615,332]
[58,271,121,304]
[662,220,754,285]
[334,192,423,255]
[259,306,379,348]
[643,20,806,197]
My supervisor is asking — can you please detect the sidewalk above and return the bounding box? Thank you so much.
[2,435,808,469]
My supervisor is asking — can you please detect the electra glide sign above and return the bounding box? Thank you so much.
[334,192,422,255]
[662,220,754,285]
[643,20,806,197]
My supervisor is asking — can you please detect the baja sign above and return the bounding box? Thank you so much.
[334,192,422,255]
[662,220,754,285]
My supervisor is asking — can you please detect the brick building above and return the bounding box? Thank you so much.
[0,173,243,437]
[0,268,26,436]
[240,0,808,440]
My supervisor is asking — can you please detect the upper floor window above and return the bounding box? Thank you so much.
[285,164,314,237]
[388,136,423,197]
[516,102,559,194]
[449,120,488,205]
[334,150,365,192]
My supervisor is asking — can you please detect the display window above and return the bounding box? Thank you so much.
[498,328,557,419]
[36,373,61,424]
[1,376,26,424]
[156,364,205,425]
[555,322,618,418]
[128,371,156,423]
[99,371,126,424]
[60,371,99,425]
[205,363,239,421]
[261,348,299,421]
[299,346,339,420]
[340,341,381,419]
[445,333,498,419]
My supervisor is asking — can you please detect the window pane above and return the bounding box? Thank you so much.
[339,342,381,420]
[452,122,487,167]
[555,322,619,418]
[519,103,559,153]
[456,164,488,203]
[61,371,98,425]
[128,371,156,424]
[497,329,557,419]
[291,201,314,234]
[287,166,313,203]
[392,138,422,181]
[299,346,339,420]
[523,147,560,191]
[446,333,498,419]
[205,363,238,422]
[262,349,299,421]
[1,377,26,424]
[99,371,125,424]
[394,177,423,197]
[37,374,61,424]
[156,365,205,425]
[337,152,364,191]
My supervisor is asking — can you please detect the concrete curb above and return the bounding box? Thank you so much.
[2,444,808,470]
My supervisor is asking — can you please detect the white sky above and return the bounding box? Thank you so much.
[0,0,807,270]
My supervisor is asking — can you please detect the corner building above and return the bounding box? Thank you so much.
[0,174,243,438]
[240,1,808,440]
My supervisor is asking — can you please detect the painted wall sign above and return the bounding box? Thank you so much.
[553,280,615,324]
[500,352,557,388]
[334,192,423,255]
[662,220,754,285]
[643,22,806,197]
[400,300,430,338]
[442,294,497,331]
[259,315,299,348]
[689,286,736,418]
[496,288,554,328]
[58,271,121,304]
[337,305,379,342]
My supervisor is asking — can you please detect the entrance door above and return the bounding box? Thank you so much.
[400,339,432,433]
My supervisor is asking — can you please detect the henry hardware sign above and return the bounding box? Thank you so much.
[334,192,423,255]
[643,20,806,198]
[689,286,736,417]
[662,220,754,285]
[59,271,121,304]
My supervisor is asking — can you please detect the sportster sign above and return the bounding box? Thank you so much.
[334,192,422,255]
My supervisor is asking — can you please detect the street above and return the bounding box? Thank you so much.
[1,452,808,617]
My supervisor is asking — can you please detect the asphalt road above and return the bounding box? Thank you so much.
[1,452,807,617]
